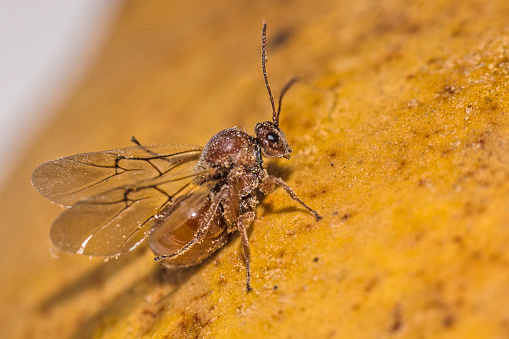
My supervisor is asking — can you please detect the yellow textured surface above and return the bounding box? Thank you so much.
[2,0,509,338]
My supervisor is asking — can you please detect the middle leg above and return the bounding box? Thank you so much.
[237,210,255,291]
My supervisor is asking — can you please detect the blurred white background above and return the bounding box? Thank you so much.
[0,0,121,187]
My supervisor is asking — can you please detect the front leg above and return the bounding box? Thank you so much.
[261,175,321,220]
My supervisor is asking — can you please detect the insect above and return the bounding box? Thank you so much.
[32,23,321,291]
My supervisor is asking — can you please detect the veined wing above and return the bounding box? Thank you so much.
[33,144,217,256]
[32,144,203,207]
[48,167,216,257]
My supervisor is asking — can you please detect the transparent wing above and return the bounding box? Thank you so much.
[33,144,217,257]
[32,144,204,207]
[49,179,209,257]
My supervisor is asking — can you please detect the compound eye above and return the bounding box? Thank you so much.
[267,132,279,144]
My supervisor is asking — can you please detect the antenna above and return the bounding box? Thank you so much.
[277,77,298,119]
[261,22,278,126]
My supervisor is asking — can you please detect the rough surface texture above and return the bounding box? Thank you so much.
[2,0,509,338]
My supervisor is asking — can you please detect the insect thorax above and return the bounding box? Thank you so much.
[198,127,263,171]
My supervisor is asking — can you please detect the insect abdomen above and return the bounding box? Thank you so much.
[149,195,229,266]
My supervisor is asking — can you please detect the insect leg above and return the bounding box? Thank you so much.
[261,175,322,220]
[153,185,229,261]
[130,136,161,157]
[222,184,240,231]
[237,210,255,291]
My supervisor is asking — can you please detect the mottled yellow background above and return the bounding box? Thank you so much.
[2,0,509,338]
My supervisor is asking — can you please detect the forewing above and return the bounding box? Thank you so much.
[32,144,203,207]
[49,169,211,257]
